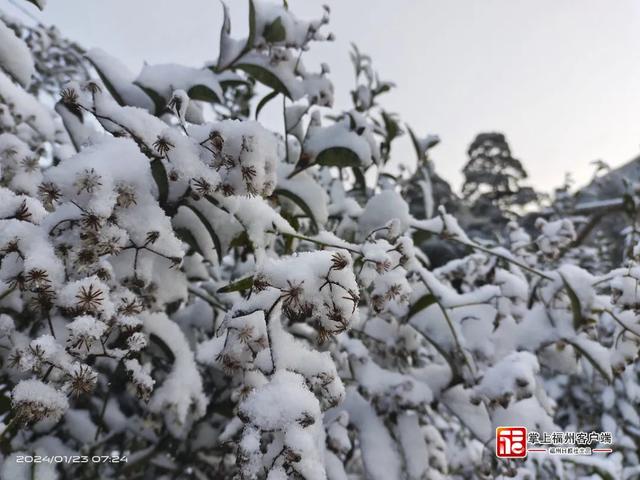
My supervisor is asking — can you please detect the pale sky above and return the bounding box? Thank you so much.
[4,0,640,193]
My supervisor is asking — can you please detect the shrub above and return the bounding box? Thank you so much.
[0,2,637,479]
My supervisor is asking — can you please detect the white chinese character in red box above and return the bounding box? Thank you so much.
[496,427,527,458]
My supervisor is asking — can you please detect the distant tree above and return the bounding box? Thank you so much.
[462,132,536,209]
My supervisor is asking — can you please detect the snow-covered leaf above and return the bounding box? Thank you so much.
[274,187,319,233]
[217,275,254,294]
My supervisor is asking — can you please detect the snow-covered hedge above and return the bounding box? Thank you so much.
[0,2,638,479]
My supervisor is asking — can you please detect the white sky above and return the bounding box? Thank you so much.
[4,0,640,192]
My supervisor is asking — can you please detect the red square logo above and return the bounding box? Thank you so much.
[496,427,527,458]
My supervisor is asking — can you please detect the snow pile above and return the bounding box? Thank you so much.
[0,18,34,87]
[199,119,279,197]
[237,371,326,479]
[136,64,223,103]
[245,250,359,338]
[143,312,207,436]
[12,379,69,423]
[535,217,576,258]
[358,189,411,238]
[86,48,154,110]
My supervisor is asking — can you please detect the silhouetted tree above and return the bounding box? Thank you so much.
[462,132,536,208]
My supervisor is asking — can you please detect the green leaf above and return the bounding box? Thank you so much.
[274,188,319,234]
[218,77,250,88]
[560,274,583,331]
[216,1,232,71]
[54,101,83,152]
[411,229,432,246]
[174,227,201,256]
[564,338,612,384]
[263,16,286,43]
[182,204,224,264]
[352,166,366,193]
[216,0,257,70]
[408,294,437,319]
[54,99,82,124]
[316,147,361,168]
[229,230,252,249]
[24,0,44,10]
[188,85,221,103]
[236,63,291,97]
[407,126,423,161]
[622,192,636,217]
[375,83,392,95]
[346,112,357,130]
[255,90,279,120]
[527,279,540,309]
[218,1,232,43]
[0,393,10,415]
[246,0,257,52]
[87,57,126,106]
[381,110,401,143]
[134,82,166,116]
[379,172,398,182]
[217,275,254,294]
[149,333,175,362]
[280,211,299,253]
[150,159,169,206]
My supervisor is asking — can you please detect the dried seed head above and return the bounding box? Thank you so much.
[116,184,137,208]
[25,268,50,288]
[236,325,254,344]
[81,211,103,231]
[74,168,102,194]
[118,297,143,316]
[145,231,160,245]
[60,87,81,116]
[209,130,224,151]
[75,284,104,313]
[192,177,213,196]
[153,136,175,155]
[252,275,270,292]
[375,259,392,273]
[76,248,98,266]
[330,252,349,271]
[221,183,235,196]
[241,165,256,182]
[12,380,68,424]
[127,332,147,352]
[38,182,62,208]
[83,81,102,95]
[20,157,39,173]
[66,365,97,397]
